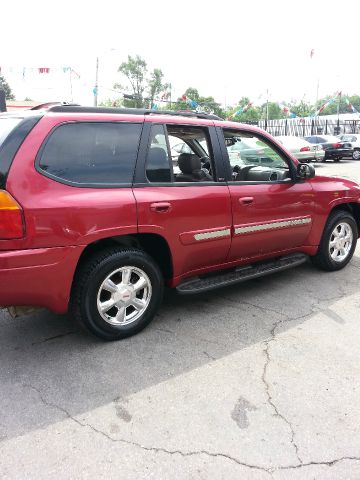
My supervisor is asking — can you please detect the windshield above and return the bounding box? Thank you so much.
[0,118,23,147]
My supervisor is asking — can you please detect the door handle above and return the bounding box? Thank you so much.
[150,202,172,213]
[239,197,254,205]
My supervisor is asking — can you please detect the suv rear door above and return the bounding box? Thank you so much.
[132,118,232,281]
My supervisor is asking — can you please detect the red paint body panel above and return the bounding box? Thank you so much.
[3,115,138,252]
[227,182,314,260]
[133,185,232,277]
[0,111,359,314]
[0,246,84,312]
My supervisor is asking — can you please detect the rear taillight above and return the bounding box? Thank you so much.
[300,146,310,152]
[0,190,25,239]
[332,143,341,149]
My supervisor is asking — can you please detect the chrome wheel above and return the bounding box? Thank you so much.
[97,266,152,326]
[329,222,353,263]
[353,149,360,160]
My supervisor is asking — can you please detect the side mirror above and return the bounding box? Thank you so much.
[297,163,315,180]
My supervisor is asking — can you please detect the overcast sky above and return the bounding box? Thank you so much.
[1,0,359,107]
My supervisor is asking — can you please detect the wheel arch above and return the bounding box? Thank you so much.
[329,202,360,236]
[73,233,174,281]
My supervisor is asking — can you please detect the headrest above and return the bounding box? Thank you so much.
[178,153,201,174]
[147,147,169,166]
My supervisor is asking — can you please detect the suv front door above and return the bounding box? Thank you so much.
[217,127,314,262]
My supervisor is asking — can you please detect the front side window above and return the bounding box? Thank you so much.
[223,129,290,182]
[38,122,142,185]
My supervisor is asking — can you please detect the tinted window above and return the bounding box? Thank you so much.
[38,122,142,185]
[0,115,41,190]
[0,118,22,147]
[341,135,356,142]
[146,124,171,182]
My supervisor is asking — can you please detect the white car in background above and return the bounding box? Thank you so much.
[276,136,325,162]
[338,134,360,160]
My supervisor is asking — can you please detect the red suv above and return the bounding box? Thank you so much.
[0,106,359,340]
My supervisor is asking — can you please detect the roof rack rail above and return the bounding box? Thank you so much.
[32,102,80,111]
[47,105,222,120]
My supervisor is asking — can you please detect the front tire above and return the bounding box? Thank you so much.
[311,211,358,271]
[71,248,164,340]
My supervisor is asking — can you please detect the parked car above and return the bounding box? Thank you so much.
[226,137,269,165]
[276,136,325,162]
[338,134,360,160]
[0,106,360,341]
[304,135,352,161]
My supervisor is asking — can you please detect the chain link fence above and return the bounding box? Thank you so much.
[253,118,360,137]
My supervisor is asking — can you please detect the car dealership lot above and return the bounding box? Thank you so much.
[0,159,360,479]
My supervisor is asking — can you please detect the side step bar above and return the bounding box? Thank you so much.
[176,253,308,295]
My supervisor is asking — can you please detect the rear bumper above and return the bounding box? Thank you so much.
[0,245,84,313]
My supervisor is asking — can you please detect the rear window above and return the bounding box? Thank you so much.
[38,122,142,186]
[0,118,23,147]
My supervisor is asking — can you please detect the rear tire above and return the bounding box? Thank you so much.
[352,149,360,160]
[70,248,164,340]
[311,210,357,271]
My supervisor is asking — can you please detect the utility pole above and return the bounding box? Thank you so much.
[266,89,269,122]
[94,57,99,107]
[336,90,341,135]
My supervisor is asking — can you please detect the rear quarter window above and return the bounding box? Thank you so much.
[0,115,42,189]
[0,118,22,146]
[37,122,142,186]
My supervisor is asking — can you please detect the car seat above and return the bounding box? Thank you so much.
[176,153,212,182]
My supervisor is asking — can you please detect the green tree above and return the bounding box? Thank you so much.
[0,75,15,100]
[115,55,170,109]
[348,95,360,113]
[229,97,261,122]
[116,55,147,108]
[287,100,313,118]
[260,102,286,120]
[148,68,169,109]
[170,87,200,110]
[171,87,224,117]
[99,98,123,108]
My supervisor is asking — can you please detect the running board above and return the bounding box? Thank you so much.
[176,253,308,295]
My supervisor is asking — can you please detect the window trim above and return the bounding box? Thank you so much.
[35,120,143,188]
[133,122,225,186]
[145,123,174,183]
[0,115,42,189]
[216,126,298,184]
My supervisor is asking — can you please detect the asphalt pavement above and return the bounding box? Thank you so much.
[0,159,360,479]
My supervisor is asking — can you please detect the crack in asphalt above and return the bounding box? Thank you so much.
[31,331,77,345]
[261,318,303,465]
[23,384,360,474]
[22,384,271,475]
